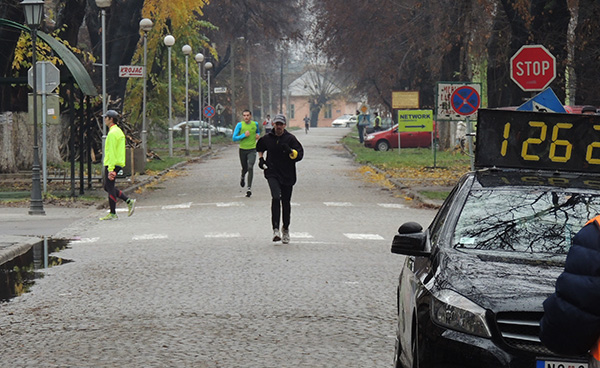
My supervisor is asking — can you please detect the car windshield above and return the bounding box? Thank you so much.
[454,188,600,255]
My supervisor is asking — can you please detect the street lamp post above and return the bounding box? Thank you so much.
[21,0,45,215]
[195,53,204,151]
[95,0,111,158]
[205,61,213,149]
[182,44,192,155]
[246,44,252,115]
[163,35,175,157]
[139,18,152,156]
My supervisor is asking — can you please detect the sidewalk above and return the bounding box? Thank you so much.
[0,169,165,266]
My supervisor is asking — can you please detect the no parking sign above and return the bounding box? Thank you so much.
[450,86,480,116]
[203,105,215,119]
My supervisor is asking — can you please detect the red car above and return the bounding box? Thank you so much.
[363,124,434,151]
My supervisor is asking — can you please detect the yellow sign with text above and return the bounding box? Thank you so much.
[392,91,420,109]
[397,110,433,132]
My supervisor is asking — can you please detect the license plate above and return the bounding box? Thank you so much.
[536,359,588,368]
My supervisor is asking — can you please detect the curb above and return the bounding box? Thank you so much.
[340,141,443,209]
[0,236,43,267]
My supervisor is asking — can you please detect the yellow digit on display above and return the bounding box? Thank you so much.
[549,123,573,162]
[586,125,600,165]
[501,123,510,156]
[521,121,546,161]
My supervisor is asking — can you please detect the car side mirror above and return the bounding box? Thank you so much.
[391,222,430,256]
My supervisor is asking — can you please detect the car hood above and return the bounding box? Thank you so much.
[435,248,564,312]
[367,127,394,137]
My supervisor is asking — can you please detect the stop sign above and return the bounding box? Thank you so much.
[510,45,556,91]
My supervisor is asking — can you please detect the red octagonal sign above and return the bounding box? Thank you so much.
[510,45,556,91]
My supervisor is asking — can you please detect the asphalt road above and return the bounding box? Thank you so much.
[0,127,436,367]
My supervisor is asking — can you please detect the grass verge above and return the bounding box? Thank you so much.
[341,129,471,199]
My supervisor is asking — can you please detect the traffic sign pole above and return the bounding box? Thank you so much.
[450,85,480,171]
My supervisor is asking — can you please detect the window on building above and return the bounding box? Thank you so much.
[290,105,295,119]
[324,104,332,119]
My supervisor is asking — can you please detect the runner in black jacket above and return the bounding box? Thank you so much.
[256,114,304,244]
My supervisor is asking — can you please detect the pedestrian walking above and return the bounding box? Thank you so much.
[256,114,304,244]
[232,109,260,197]
[540,214,600,365]
[355,110,366,143]
[303,115,310,134]
[100,109,135,220]
[263,114,273,134]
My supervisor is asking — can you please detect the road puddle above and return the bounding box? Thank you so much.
[0,238,71,302]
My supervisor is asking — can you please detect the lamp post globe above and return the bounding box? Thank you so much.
[95,0,111,8]
[139,18,152,156]
[139,17,152,32]
[164,35,175,156]
[163,35,175,47]
[21,0,45,215]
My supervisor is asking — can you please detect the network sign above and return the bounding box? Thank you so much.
[397,110,433,132]
[119,65,144,78]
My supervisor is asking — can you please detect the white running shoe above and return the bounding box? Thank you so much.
[282,229,290,244]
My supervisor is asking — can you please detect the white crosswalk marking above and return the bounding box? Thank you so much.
[291,232,313,238]
[161,202,192,210]
[378,203,407,209]
[205,232,241,238]
[216,202,245,207]
[344,233,385,240]
[324,202,353,207]
[132,234,169,240]
[70,237,99,244]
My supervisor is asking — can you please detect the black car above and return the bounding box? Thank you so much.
[391,109,600,368]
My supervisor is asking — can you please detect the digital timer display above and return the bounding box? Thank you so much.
[476,109,600,173]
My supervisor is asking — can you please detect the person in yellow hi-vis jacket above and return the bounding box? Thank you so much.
[100,110,135,220]
[540,215,600,365]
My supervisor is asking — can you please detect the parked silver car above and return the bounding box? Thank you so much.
[173,121,232,137]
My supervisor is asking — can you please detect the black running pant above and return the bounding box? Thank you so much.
[104,166,129,214]
[267,177,293,230]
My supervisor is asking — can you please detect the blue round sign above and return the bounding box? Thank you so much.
[451,86,480,116]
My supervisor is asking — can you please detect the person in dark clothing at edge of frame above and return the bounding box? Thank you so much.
[540,214,600,367]
[256,114,304,245]
[100,109,136,220]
